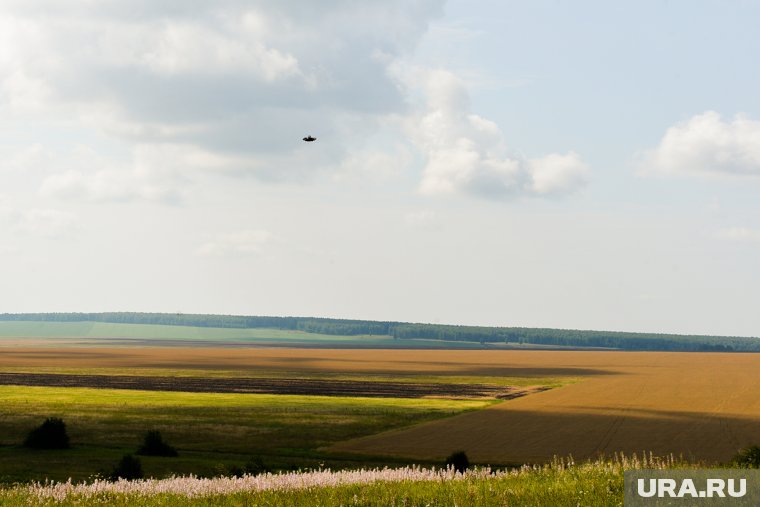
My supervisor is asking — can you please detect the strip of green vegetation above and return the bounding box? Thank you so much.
[0,321,97,338]
[0,466,625,506]
[0,321,370,342]
[2,312,756,351]
[0,321,512,349]
[0,386,493,484]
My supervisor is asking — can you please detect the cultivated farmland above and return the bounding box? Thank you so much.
[3,347,760,463]
[331,350,760,464]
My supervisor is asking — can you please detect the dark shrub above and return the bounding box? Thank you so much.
[734,445,760,468]
[212,463,230,478]
[23,417,70,449]
[226,464,245,478]
[136,430,178,457]
[214,457,270,478]
[111,454,143,481]
[243,456,270,476]
[445,450,470,474]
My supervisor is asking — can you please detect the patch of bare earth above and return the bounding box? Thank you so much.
[0,372,542,399]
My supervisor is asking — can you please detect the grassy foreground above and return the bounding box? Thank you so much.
[0,386,491,482]
[0,455,677,506]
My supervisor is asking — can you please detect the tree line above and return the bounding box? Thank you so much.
[1,312,757,352]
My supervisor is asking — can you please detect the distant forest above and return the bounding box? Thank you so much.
[1,312,757,352]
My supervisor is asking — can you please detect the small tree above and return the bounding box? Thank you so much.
[445,450,470,474]
[23,417,70,449]
[111,454,143,480]
[734,445,760,468]
[136,430,178,457]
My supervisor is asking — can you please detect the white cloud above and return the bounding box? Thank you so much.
[126,22,301,80]
[334,145,412,182]
[405,69,589,199]
[1,70,53,113]
[40,169,179,204]
[2,2,587,201]
[197,230,273,257]
[0,1,472,201]
[0,195,12,220]
[715,227,760,243]
[528,152,589,196]
[34,141,280,204]
[644,111,760,178]
[0,1,444,184]
[0,144,52,173]
[10,208,78,239]
[36,144,192,204]
[405,210,437,228]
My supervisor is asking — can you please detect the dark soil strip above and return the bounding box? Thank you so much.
[0,372,543,399]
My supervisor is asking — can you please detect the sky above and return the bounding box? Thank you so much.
[1,1,759,337]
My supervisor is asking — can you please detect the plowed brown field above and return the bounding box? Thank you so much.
[0,347,602,376]
[0,372,539,398]
[2,347,759,464]
[329,350,760,464]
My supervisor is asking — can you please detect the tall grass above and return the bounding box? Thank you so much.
[0,453,680,506]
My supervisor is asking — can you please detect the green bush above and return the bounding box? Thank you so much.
[445,451,469,474]
[734,445,760,468]
[111,454,143,481]
[137,430,178,457]
[23,417,70,449]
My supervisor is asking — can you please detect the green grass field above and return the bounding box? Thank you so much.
[0,321,513,349]
[0,321,379,342]
[0,455,679,506]
[0,386,493,483]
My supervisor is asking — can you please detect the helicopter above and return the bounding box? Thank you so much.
[302,135,316,142]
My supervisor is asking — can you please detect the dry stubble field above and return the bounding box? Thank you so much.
[2,347,759,465]
[331,350,760,464]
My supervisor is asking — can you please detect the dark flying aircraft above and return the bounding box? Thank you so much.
[302,135,316,142]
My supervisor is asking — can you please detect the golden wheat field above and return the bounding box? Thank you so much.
[2,347,759,464]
